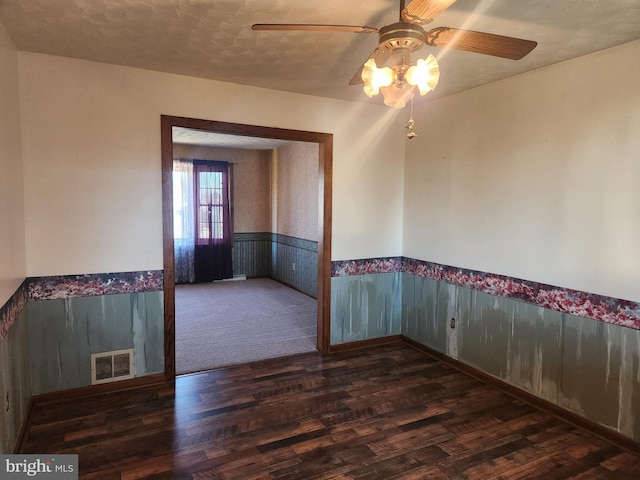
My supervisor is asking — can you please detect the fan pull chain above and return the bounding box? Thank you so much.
[405,95,417,139]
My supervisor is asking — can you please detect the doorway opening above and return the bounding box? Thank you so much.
[161,115,332,380]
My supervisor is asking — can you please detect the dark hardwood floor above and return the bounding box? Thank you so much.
[21,344,640,479]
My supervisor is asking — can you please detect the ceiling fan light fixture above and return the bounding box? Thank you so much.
[406,54,440,95]
[362,52,439,108]
[361,59,394,97]
[252,1,538,110]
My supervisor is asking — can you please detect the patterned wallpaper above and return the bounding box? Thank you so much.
[276,142,319,242]
[0,280,28,342]
[332,257,640,330]
[28,271,163,301]
[5,256,638,342]
[0,271,163,343]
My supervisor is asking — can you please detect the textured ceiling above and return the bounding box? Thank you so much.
[2,0,640,107]
[172,127,300,150]
[6,1,639,149]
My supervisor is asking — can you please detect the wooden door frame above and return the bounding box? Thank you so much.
[161,115,332,380]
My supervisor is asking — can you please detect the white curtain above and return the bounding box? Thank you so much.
[173,159,195,283]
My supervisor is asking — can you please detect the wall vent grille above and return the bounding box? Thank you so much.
[91,349,134,385]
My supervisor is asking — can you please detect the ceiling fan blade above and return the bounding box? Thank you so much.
[252,24,378,33]
[426,27,537,60]
[402,0,458,24]
[348,48,392,85]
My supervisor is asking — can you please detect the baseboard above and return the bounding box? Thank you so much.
[328,335,402,354]
[242,275,318,300]
[270,276,317,300]
[30,373,167,406]
[401,335,640,455]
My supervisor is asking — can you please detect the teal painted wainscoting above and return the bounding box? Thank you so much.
[0,307,31,453]
[27,291,164,395]
[233,233,318,297]
[402,272,640,442]
[331,272,402,345]
[233,232,272,278]
[401,274,449,352]
[271,234,317,297]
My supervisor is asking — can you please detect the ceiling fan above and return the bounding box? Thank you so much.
[252,0,537,109]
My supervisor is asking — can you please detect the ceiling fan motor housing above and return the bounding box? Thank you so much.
[379,22,426,53]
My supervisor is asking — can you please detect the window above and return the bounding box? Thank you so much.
[197,170,225,242]
[193,162,231,245]
[172,159,233,282]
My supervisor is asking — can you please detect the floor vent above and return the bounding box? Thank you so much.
[91,349,134,385]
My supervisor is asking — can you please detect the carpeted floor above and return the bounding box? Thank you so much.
[175,277,317,374]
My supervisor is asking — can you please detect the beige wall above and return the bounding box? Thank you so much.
[172,144,271,233]
[404,40,640,302]
[274,142,319,241]
[19,37,638,300]
[0,19,25,305]
[18,53,406,277]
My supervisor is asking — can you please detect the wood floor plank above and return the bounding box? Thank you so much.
[20,343,640,479]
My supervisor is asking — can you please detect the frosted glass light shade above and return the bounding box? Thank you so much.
[380,84,415,109]
[361,59,393,97]
[406,54,440,95]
